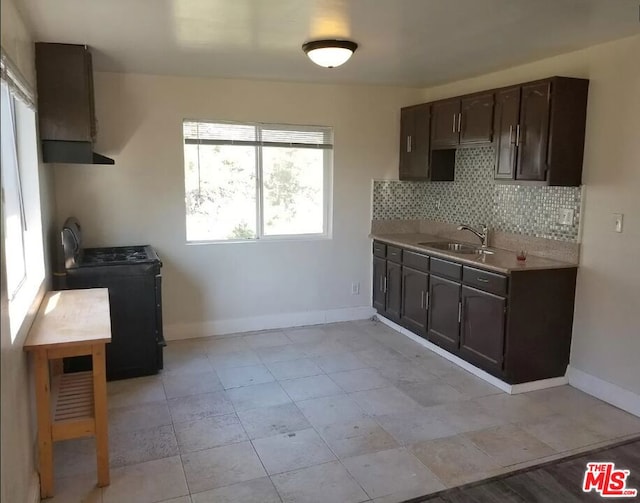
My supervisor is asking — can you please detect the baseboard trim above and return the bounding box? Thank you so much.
[376,315,567,395]
[164,306,376,340]
[27,472,39,503]
[510,376,569,394]
[567,366,640,418]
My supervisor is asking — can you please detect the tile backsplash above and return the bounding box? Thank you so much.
[372,146,582,242]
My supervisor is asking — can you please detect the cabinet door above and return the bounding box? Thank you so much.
[401,267,429,336]
[494,87,521,179]
[460,93,494,144]
[517,81,551,181]
[372,257,386,313]
[431,99,460,148]
[427,275,461,353]
[399,104,430,180]
[385,261,403,321]
[35,43,95,142]
[460,286,506,374]
[399,106,413,179]
[409,104,430,179]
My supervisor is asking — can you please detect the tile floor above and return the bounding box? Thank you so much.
[47,320,640,503]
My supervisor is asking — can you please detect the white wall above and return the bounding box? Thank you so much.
[419,35,640,400]
[53,73,420,337]
[1,1,55,502]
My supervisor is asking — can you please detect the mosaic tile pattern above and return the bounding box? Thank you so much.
[373,146,582,242]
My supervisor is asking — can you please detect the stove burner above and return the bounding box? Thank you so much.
[80,246,159,266]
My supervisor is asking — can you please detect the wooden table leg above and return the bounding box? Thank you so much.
[92,343,110,486]
[34,350,54,498]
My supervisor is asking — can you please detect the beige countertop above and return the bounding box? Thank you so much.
[24,288,112,351]
[370,233,578,274]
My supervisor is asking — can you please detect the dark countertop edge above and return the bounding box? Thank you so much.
[370,233,578,275]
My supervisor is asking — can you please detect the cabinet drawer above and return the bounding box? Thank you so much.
[463,266,507,296]
[373,241,386,258]
[403,250,429,273]
[387,246,403,263]
[430,257,462,281]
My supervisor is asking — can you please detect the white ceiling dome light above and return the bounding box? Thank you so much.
[302,40,358,68]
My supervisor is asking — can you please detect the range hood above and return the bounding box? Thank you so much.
[42,141,115,165]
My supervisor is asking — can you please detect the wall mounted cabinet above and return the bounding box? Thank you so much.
[431,93,494,149]
[399,104,430,180]
[493,77,588,185]
[35,43,114,164]
[399,76,588,186]
[399,103,455,181]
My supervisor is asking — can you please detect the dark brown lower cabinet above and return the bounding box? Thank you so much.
[427,275,461,353]
[372,240,577,384]
[401,267,429,335]
[372,257,386,313]
[460,286,506,375]
[372,256,402,322]
[385,261,402,321]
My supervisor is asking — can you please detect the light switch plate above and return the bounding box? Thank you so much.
[558,208,574,226]
[614,213,624,233]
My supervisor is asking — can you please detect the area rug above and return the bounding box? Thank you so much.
[403,436,640,502]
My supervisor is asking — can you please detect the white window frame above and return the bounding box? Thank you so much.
[183,119,333,243]
[1,50,45,342]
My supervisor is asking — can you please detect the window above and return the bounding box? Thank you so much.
[1,51,45,341]
[183,120,332,242]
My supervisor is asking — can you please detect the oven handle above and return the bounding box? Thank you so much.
[155,274,166,346]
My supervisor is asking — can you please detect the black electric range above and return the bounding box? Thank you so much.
[61,217,165,380]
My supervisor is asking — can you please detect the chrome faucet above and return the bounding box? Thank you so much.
[457,224,489,248]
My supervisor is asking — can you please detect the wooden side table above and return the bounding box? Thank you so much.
[24,288,112,499]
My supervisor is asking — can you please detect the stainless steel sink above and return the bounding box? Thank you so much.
[417,242,495,255]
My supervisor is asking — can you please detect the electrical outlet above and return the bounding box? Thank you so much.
[558,208,574,226]
[614,213,624,233]
[351,282,360,295]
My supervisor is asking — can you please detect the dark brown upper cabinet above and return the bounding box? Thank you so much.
[36,42,114,164]
[399,103,430,180]
[431,99,460,148]
[399,103,454,181]
[431,93,494,149]
[493,77,588,185]
[494,87,521,179]
[460,93,494,144]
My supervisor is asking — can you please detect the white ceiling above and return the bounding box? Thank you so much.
[17,0,640,87]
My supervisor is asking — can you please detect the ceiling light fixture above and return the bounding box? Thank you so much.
[302,39,358,68]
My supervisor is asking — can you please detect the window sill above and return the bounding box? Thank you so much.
[9,275,46,344]
[186,234,332,246]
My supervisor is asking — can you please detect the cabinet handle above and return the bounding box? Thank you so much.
[458,302,462,323]
[425,292,429,309]
[407,135,412,153]
[379,276,384,292]
[515,124,521,147]
[477,277,489,283]
[452,114,456,133]
[457,112,462,133]
[508,125,513,144]
[420,291,425,309]
[383,276,388,294]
